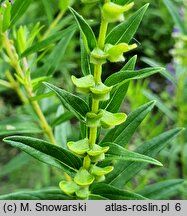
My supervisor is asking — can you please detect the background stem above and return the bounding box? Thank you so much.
[3,33,56,144]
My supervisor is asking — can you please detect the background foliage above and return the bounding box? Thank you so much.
[0,0,186,199]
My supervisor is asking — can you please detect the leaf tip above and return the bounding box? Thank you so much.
[144,3,150,9]
[43,81,51,88]
[157,161,163,167]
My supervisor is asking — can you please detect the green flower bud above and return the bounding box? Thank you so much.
[90,82,112,101]
[83,155,91,170]
[75,186,89,199]
[90,165,114,176]
[59,180,79,196]
[86,112,102,127]
[99,109,127,129]
[90,47,108,65]
[71,75,95,94]
[105,43,137,62]
[102,2,134,23]
[95,175,105,182]
[87,144,109,156]
[67,138,89,156]
[90,153,105,162]
[74,168,95,186]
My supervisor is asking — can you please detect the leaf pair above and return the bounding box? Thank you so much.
[3,136,82,177]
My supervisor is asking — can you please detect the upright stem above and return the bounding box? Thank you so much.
[5,71,28,104]
[3,34,56,144]
[42,11,64,39]
[98,19,108,49]
[88,15,108,146]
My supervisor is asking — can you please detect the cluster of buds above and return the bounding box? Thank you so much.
[91,42,137,64]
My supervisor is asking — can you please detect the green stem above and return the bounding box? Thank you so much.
[98,18,108,49]
[0,79,12,89]
[94,64,102,84]
[5,71,28,104]
[89,127,97,146]
[3,33,56,145]
[88,15,109,146]
[42,11,64,39]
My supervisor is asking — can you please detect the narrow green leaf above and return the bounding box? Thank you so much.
[2,1,11,32]
[101,101,155,146]
[44,82,89,122]
[137,179,184,200]
[51,111,74,127]
[106,4,149,44]
[0,116,42,136]
[3,136,82,177]
[101,55,137,112]
[21,25,76,58]
[0,128,42,136]
[101,142,163,166]
[69,7,97,52]
[105,67,164,87]
[0,188,73,200]
[80,37,93,76]
[106,128,183,188]
[10,0,32,26]
[90,183,147,200]
[121,55,137,71]
[163,0,187,34]
[54,106,70,148]
[31,92,54,102]
[42,0,53,24]
[35,28,75,76]
[141,57,177,85]
[143,90,176,121]
[0,153,30,178]
[89,194,108,200]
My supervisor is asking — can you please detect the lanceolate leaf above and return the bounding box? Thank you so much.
[137,179,184,200]
[101,142,163,166]
[120,55,137,71]
[21,25,76,58]
[0,116,42,136]
[44,82,89,122]
[2,1,11,32]
[106,4,148,45]
[3,136,82,177]
[163,0,187,35]
[101,55,137,112]
[10,0,33,26]
[141,57,177,85]
[101,101,155,146]
[90,183,147,200]
[105,67,164,87]
[0,188,73,200]
[45,29,75,76]
[105,128,183,188]
[69,7,97,52]
[33,27,75,77]
[143,90,176,121]
[0,153,30,178]
[80,37,93,76]
[51,111,74,127]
